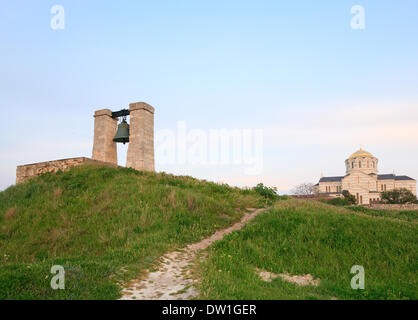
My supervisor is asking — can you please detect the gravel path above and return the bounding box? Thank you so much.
[119,207,266,300]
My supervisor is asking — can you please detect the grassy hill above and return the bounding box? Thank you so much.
[1,165,417,300]
[197,199,418,300]
[0,165,263,299]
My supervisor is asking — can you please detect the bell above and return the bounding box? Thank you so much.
[113,119,130,144]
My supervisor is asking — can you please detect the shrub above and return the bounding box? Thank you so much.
[252,183,278,200]
[342,190,357,205]
[323,197,352,206]
[319,197,350,206]
[381,188,417,204]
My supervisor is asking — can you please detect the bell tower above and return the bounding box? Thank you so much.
[92,102,155,171]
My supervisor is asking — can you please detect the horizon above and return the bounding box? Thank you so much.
[1,1,418,192]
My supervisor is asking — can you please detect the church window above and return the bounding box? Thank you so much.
[352,162,354,169]
[359,161,362,168]
[367,160,369,167]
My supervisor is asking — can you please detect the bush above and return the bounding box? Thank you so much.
[327,198,351,206]
[253,183,278,200]
[319,190,356,206]
[322,197,352,206]
[342,190,357,205]
[381,188,417,204]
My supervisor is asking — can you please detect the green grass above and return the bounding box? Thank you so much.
[319,197,352,206]
[197,199,418,300]
[345,206,418,223]
[0,165,263,299]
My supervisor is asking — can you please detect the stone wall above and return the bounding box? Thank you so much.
[16,157,117,184]
[126,102,155,172]
[369,203,418,211]
[92,109,118,164]
[394,180,416,196]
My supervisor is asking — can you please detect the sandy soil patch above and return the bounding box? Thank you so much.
[256,268,320,286]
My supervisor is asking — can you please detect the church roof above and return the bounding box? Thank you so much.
[378,174,396,180]
[378,174,415,180]
[319,176,344,182]
[394,175,415,181]
[349,147,374,159]
[318,174,415,183]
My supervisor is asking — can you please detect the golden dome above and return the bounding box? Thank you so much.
[349,147,374,159]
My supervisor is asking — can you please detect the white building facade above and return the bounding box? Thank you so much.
[314,148,416,205]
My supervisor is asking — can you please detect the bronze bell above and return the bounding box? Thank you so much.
[113,119,130,144]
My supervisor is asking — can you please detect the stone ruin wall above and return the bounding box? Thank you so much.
[369,203,418,211]
[16,157,117,184]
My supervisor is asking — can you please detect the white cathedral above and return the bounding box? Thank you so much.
[314,148,416,205]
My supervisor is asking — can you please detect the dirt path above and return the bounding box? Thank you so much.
[119,207,267,300]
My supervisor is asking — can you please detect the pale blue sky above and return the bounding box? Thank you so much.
[1,0,418,191]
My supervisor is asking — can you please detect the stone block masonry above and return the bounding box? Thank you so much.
[92,109,118,164]
[16,157,117,184]
[126,102,155,172]
[369,203,418,211]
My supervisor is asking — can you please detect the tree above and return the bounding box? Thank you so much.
[381,188,417,204]
[342,190,357,205]
[292,183,315,196]
[253,183,278,200]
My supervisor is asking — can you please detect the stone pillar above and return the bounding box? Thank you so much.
[126,102,155,171]
[92,109,117,164]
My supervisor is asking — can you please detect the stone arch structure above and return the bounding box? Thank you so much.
[92,102,155,171]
